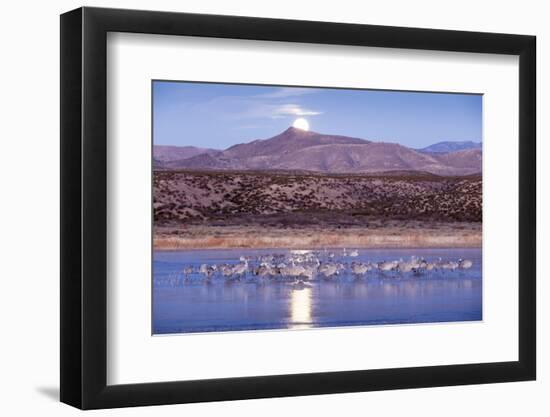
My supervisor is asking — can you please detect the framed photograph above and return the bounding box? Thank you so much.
[60,7,536,409]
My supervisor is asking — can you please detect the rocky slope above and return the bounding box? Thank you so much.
[417,140,482,153]
[153,145,217,167]
[161,127,482,176]
[154,170,482,225]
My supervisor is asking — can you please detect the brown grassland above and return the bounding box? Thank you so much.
[153,170,482,250]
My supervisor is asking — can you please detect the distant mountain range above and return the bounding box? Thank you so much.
[417,140,482,153]
[154,127,482,176]
[153,145,218,162]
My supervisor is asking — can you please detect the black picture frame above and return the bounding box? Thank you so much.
[60,6,536,410]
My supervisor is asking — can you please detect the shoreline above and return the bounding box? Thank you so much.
[154,226,482,251]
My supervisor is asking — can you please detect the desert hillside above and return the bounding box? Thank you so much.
[153,145,217,167]
[417,140,481,153]
[158,127,482,176]
[154,170,482,226]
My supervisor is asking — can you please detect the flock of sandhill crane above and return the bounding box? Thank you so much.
[166,249,474,285]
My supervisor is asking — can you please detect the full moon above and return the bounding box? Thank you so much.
[292,118,310,131]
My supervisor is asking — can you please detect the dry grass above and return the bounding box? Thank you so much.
[153,170,482,250]
[154,223,481,250]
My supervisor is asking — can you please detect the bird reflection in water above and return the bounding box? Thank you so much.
[153,248,482,334]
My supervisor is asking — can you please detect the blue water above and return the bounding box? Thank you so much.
[153,248,482,334]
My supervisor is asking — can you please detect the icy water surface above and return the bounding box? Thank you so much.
[153,248,482,334]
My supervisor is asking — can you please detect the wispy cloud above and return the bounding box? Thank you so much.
[190,87,323,121]
[229,102,322,120]
[257,87,319,99]
[271,104,323,118]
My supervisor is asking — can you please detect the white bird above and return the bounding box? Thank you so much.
[319,263,338,278]
[397,260,414,273]
[378,260,397,272]
[259,254,274,263]
[280,258,309,280]
[299,265,317,280]
[199,263,216,280]
[231,260,249,277]
[255,262,275,277]
[441,261,459,271]
[216,264,228,277]
[176,252,474,285]
[409,257,421,269]
[351,262,370,276]
[459,259,473,269]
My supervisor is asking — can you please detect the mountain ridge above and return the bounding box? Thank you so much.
[153,145,218,163]
[156,127,482,176]
[417,140,482,153]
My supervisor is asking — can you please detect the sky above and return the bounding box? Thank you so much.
[153,80,482,150]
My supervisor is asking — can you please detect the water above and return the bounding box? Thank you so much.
[153,248,482,334]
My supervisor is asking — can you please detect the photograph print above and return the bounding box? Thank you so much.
[152,81,482,335]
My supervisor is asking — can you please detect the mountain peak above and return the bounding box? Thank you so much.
[161,128,481,176]
[282,126,314,135]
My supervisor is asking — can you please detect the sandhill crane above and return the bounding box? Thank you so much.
[378,260,397,273]
[319,263,338,279]
[440,261,459,271]
[397,259,415,273]
[351,262,370,276]
[182,265,194,281]
[299,265,316,280]
[255,262,275,278]
[171,251,475,286]
[258,254,274,264]
[459,259,473,269]
[199,263,217,281]
[219,264,234,279]
[231,259,249,278]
